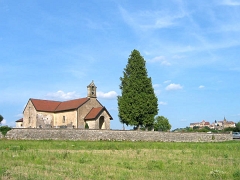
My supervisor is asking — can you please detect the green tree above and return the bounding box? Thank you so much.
[235,121,240,131]
[0,126,11,136]
[0,114,3,125]
[118,49,158,130]
[153,116,171,131]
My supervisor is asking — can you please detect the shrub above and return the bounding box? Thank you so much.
[0,126,11,136]
[85,123,89,129]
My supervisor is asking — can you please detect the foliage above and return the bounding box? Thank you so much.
[154,116,171,131]
[0,126,11,136]
[85,123,89,129]
[233,169,240,180]
[222,121,240,132]
[235,121,240,131]
[193,126,200,130]
[0,114,3,125]
[174,126,222,133]
[118,49,158,129]
[0,140,239,180]
[198,126,211,132]
[223,127,237,132]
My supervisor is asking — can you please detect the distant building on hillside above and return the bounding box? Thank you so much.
[190,117,235,130]
[214,117,235,130]
[190,120,210,129]
[16,81,113,129]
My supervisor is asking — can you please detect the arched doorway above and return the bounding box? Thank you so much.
[99,116,104,129]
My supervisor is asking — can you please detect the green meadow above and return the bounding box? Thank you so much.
[0,140,239,180]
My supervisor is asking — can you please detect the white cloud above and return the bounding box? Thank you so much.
[199,85,205,89]
[119,6,186,31]
[149,56,171,66]
[153,84,160,88]
[154,90,161,96]
[165,83,183,91]
[164,80,171,84]
[221,0,240,6]
[46,90,79,100]
[1,119,6,125]
[150,56,165,62]
[159,101,167,105]
[97,91,118,99]
[161,61,171,66]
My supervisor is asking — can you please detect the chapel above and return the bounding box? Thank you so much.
[20,81,113,129]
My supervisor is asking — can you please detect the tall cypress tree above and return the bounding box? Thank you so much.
[118,49,158,129]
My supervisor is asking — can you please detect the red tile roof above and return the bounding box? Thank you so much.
[55,98,89,112]
[31,99,61,112]
[85,107,113,120]
[85,107,103,120]
[30,98,89,112]
[15,118,23,122]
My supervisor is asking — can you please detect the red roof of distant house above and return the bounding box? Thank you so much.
[15,118,23,122]
[30,98,89,112]
[225,121,235,124]
[85,107,113,120]
[204,122,210,125]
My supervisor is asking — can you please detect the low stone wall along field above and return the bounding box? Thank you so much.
[4,129,232,142]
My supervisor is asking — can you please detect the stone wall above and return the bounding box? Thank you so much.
[4,129,232,142]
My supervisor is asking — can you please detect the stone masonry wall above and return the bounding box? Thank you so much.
[4,129,232,142]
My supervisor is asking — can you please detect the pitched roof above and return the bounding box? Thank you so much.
[55,98,89,112]
[15,118,23,122]
[31,99,61,112]
[30,98,89,112]
[85,107,113,120]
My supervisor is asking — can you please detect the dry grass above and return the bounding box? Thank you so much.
[0,140,240,179]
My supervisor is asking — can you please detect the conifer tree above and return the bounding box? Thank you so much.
[118,49,158,129]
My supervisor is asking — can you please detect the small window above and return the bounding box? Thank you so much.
[63,116,65,123]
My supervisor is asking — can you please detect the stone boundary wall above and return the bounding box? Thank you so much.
[3,128,232,142]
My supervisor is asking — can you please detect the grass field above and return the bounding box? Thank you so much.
[0,140,239,180]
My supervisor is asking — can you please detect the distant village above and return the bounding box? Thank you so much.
[190,117,235,130]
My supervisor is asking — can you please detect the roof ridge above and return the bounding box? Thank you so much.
[30,98,62,103]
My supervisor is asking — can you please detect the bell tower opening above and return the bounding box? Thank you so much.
[87,80,97,98]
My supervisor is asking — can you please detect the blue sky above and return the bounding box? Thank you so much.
[1,0,240,130]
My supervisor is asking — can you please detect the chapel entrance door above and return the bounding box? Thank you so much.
[99,116,104,129]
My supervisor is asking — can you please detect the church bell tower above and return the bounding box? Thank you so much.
[87,81,97,98]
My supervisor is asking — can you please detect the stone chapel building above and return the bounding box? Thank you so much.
[20,81,113,129]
